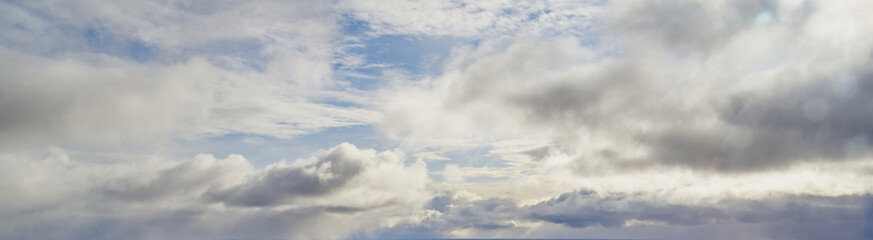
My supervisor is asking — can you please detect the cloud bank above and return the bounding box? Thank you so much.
[0,144,429,239]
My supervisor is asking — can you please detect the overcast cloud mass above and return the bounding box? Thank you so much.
[1,0,872,239]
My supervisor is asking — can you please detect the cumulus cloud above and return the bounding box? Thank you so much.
[381,0,873,173]
[206,143,429,208]
[0,143,430,240]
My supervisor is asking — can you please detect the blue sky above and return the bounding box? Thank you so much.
[1,0,872,239]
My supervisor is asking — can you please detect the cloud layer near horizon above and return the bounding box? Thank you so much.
[1,0,872,239]
[0,143,429,239]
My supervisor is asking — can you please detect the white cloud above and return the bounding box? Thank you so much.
[379,0,873,173]
[0,0,384,147]
[0,48,378,146]
[2,0,873,239]
[0,143,430,240]
[373,3,873,236]
[442,164,464,183]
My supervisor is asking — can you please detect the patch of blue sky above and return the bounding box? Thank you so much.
[311,96,367,109]
[0,4,96,57]
[173,125,390,168]
[333,67,384,91]
[338,13,371,37]
[339,34,466,88]
[528,8,553,21]
[335,14,468,90]
[83,27,157,62]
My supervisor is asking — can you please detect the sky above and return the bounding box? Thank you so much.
[1,0,872,239]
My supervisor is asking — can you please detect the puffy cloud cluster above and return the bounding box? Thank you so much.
[0,143,430,240]
[374,1,873,237]
[383,0,873,173]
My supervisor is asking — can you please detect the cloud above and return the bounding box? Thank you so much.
[527,190,723,228]
[380,0,873,173]
[0,0,382,148]
[206,143,427,208]
[0,49,209,146]
[391,189,873,240]
[0,49,378,147]
[528,191,873,240]
[643,68,873,171]
[0,143,430,240]
[2,0,872,239]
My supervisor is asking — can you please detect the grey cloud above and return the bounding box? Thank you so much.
[205,143,366,207]
[645,67,873,171]
[386,0,873,174]
[509,61,642,128]
[100,154,251,202]
[528,190,723,228]
[720,194,873,240]
[0,50,207,147]
[0,47,377,147]
[403,190,873,240]
[446,198,521,230]
[414,192,523,234]
[533,191,873,240]
[0,144,430,240]
[610,0,783,54]
[0,0,377,148]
